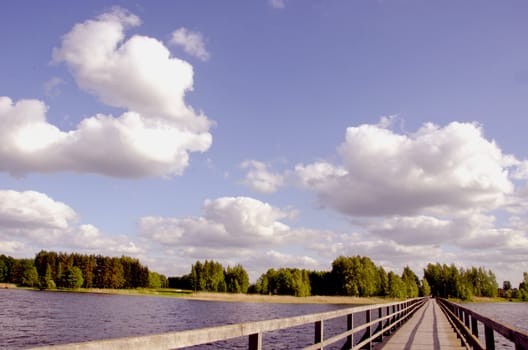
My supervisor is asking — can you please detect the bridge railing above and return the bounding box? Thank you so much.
[437,298,528,350]
[32,297,428,350]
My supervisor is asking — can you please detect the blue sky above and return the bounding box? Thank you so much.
[1,0,528,285]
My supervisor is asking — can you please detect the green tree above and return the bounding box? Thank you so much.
[377,266,389,296]
[388,271,406,298]
[331,256,358,296]
[63,266,84,289]
[203,260,225,292]
[149,272,162,288]
[255,269,272,294]
[420,278,431,297]
[191,261,206,291]
[309,271,332,296]
[520,272,528,291]
[0,255,15,283]
[39,263,56,290]
[291,269,311,297]
[22,267,39,287]
[225,264,249,293]
[401,266,419,298]
[12,259,39,287]
[503,281,511,291]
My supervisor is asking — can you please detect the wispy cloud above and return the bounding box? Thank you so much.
[43,77,65,97]
[240,160,284,194]
[170,27,210,61]
[269,0,286,9]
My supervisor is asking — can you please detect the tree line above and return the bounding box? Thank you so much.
[0,251,166,290]
[252,256,431,298]
[3,251,528,301]
[170,256,528,301]
[169,260,250,293]
[424,263,498,299]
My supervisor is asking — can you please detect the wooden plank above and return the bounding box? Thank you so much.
[379,299,466,350]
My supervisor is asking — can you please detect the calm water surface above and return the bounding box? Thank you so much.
[463,302,528,350]
[0,289,354,349]
[4,290,526,349]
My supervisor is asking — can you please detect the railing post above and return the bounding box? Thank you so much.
[378,306,383,342]
[385,306,390,335]
[471,316,478,338]
[315,320,323,350]
[365,309,372,350]
[248,333,262,350]
[464,310,470,329]
[346,313,353,349]
[485,325,495,350]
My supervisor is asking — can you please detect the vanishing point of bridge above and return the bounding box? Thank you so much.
[32,297,528,350]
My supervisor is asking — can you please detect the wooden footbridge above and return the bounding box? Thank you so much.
[32,297,528,350]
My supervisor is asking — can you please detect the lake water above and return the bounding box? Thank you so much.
[0,289,356,349]
[462,302,528,350]
[2,290,526,350]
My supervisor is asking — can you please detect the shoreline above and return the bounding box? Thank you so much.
[5,286,525,304]
[69,288,393,304]
[180,292,392,304]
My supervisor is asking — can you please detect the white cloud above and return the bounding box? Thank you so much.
[296,121,515,217]
[0,189,143,257]
[52,8,209,129]
[140,196,293,251]
[0,240,31,257]
[366,215,454,245]
[512,160,528,180]
[0,190,77,235]
[1,8,212,178]
[240,160,285,193]
[0,97,211,177]
[170,28,210,62]
[269,0,286,9]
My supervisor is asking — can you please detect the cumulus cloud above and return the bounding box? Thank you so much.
[140,196,344,279]
[170,28,210,62]
[140,196,293,251]
[296,121,516,217]
[240,160,285,193]
[0,8,212,178]
[0,97,211,177]
[0,189,143,256]
[0,190,77,244]
[366,215,454,245]
[52,8,210,129]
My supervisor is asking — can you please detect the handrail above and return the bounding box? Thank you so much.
[437,298,528,350]
[31,297,428,350]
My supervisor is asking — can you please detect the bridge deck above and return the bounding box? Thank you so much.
[378,299,466,350]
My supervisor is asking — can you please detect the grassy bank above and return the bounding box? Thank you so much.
[182,292,392,304]
[16,286,394,304]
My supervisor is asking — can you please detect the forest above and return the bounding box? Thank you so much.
[171,256,528,301]
[0,250,165,289]
[2,251,528,301]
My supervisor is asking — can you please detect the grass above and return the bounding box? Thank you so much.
[12,285,396,304]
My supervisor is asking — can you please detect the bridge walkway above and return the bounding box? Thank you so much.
[377,298,466,350]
